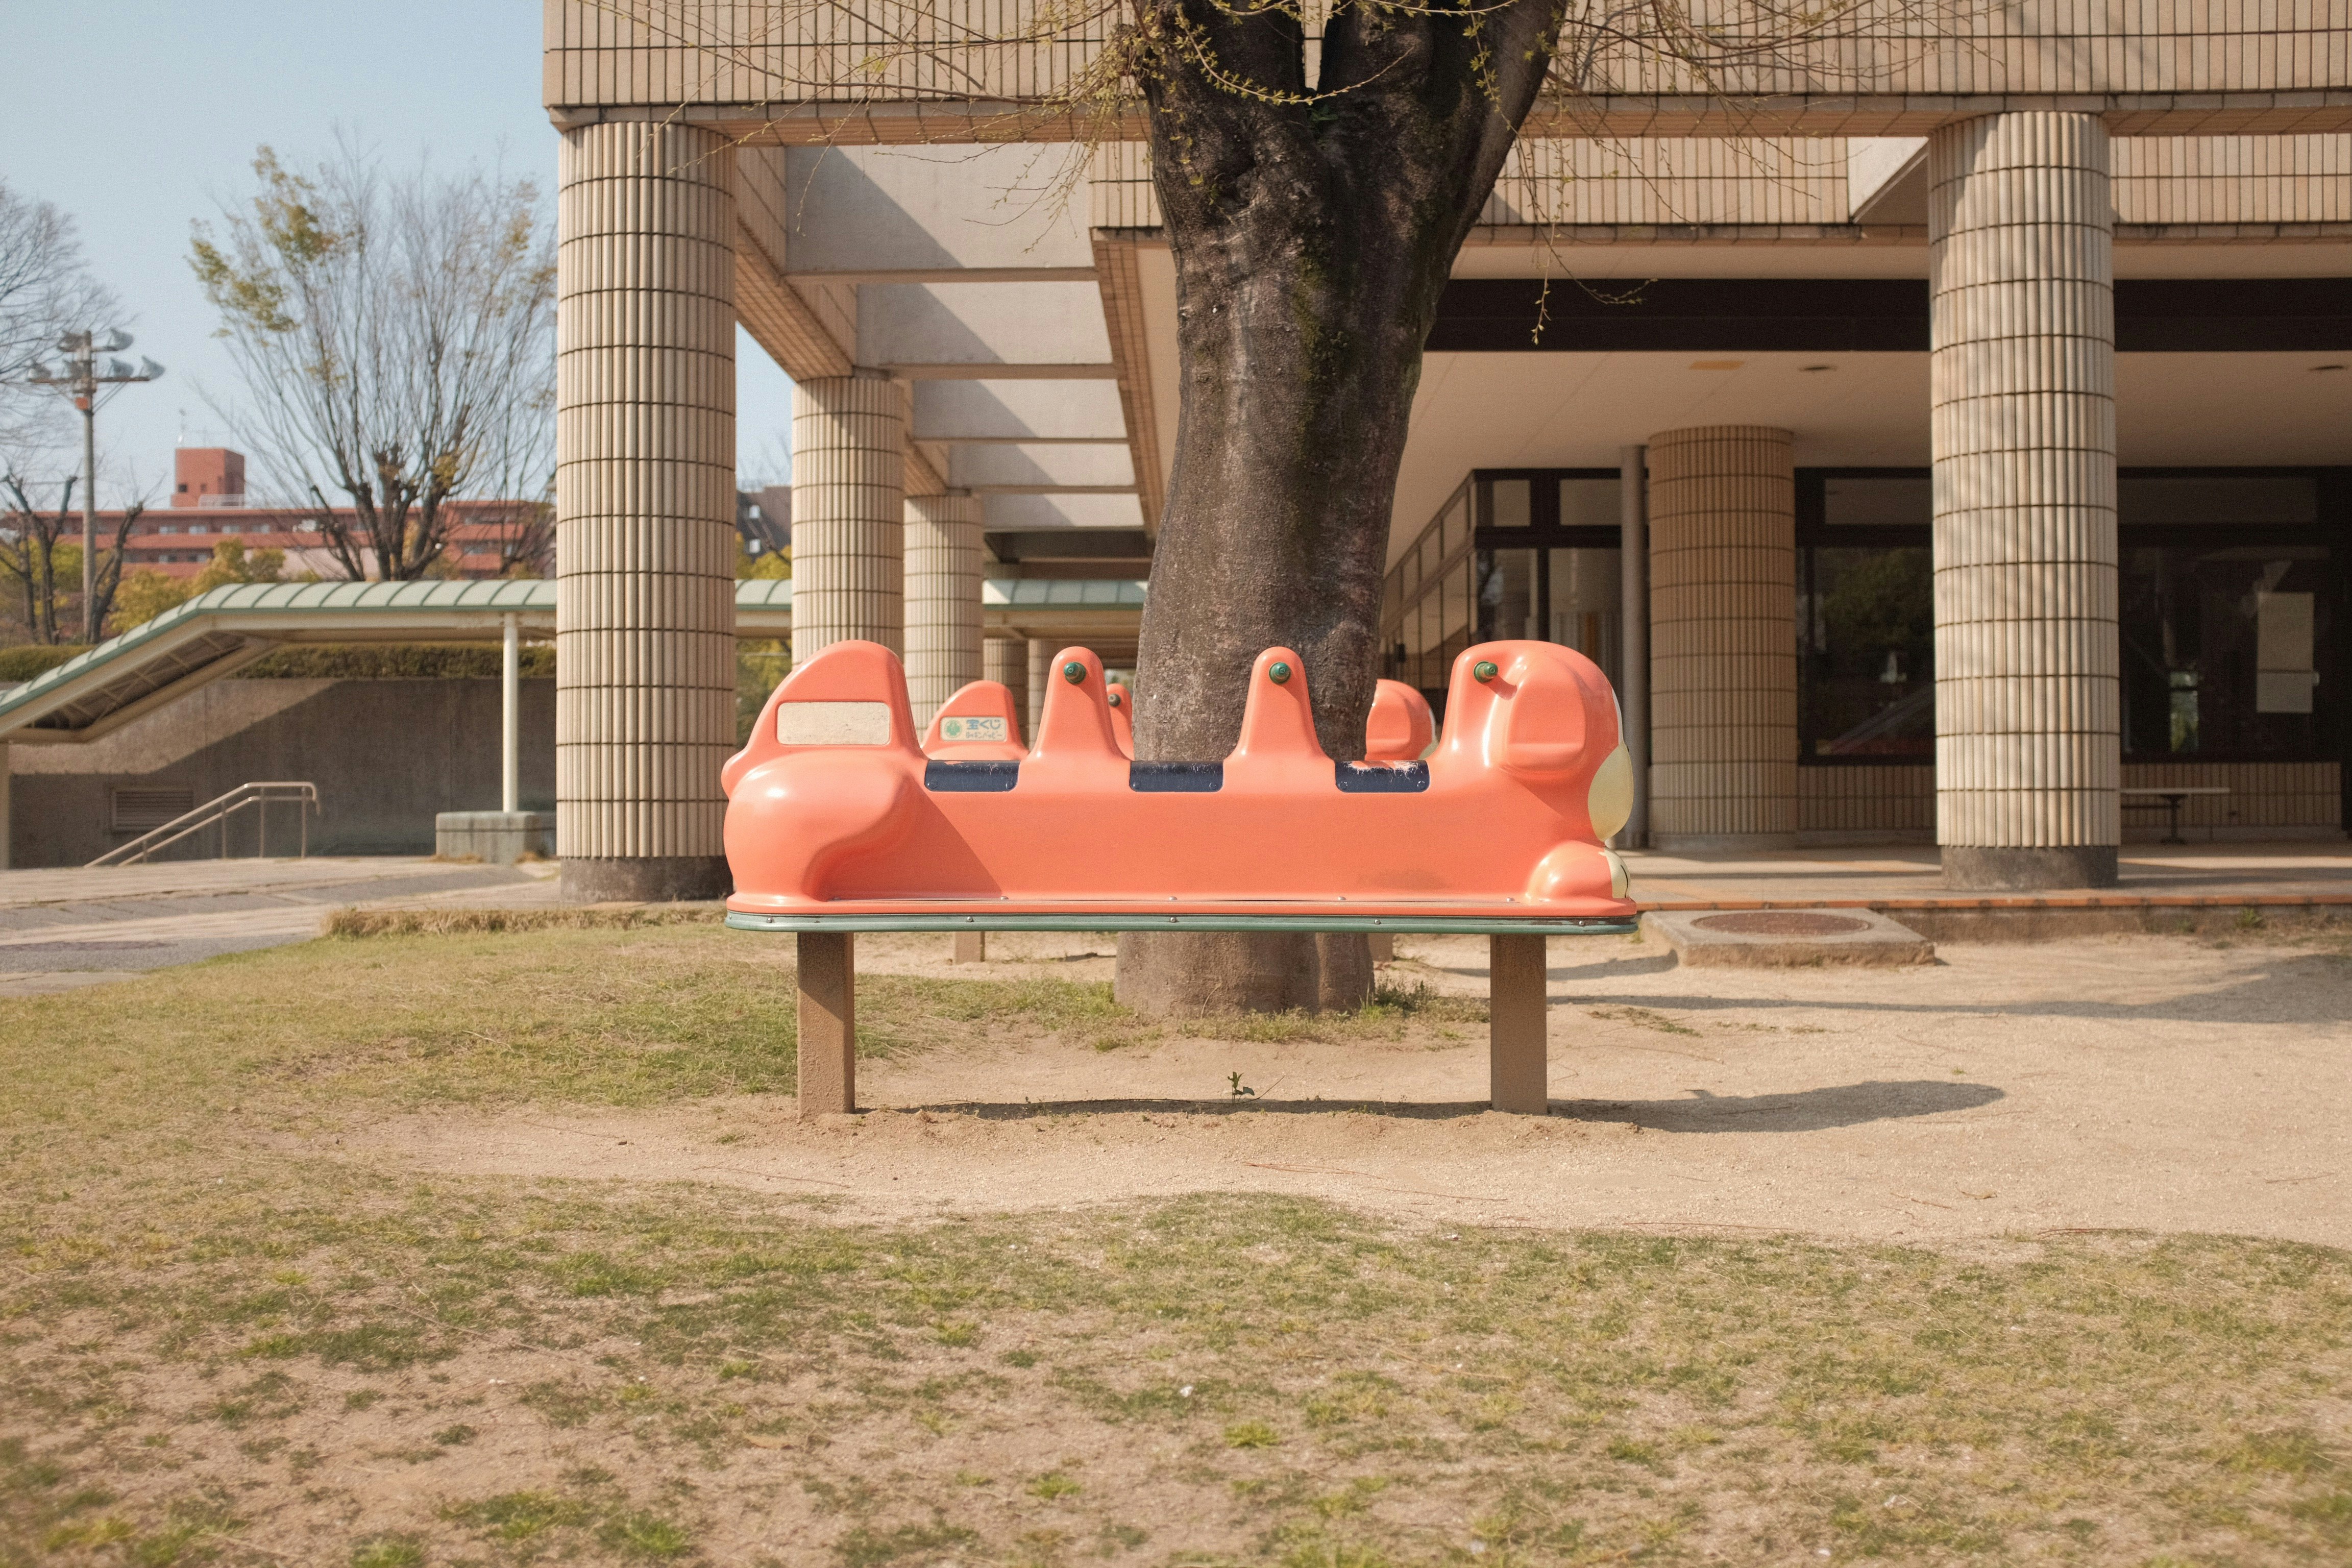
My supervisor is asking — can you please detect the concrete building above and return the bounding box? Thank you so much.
[0,576,1140,868]
[95,447,548,580]
[52,446,784,585]
[541,2,2351,895]
[6,673,557,868]
[736,484,791,560]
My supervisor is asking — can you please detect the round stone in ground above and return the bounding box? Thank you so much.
[1692,911,1874,937]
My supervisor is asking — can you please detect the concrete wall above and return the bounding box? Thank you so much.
[7,677,555,868]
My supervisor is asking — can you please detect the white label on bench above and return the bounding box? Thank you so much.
[778,701,892,745]
[939,716,1006,743]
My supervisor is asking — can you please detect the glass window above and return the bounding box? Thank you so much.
[2121,544,2334,758]
[1442,556,1473,649]
[1487,479,1531,528]
[1549,547,1624,692]
[1559,479,1620,530]
[1822,476,1931,528]
[2120,476,2319,527]
[1800,545,1935,757]
[1403,595,1439,690]
[1442,495,1471,557]
[1419,525,1443,585]
[1479,550,1538,641]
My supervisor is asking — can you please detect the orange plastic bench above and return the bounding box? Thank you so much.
[722,639,1637,1116]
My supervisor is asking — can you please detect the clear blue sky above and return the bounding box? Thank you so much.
[3,1,794,503]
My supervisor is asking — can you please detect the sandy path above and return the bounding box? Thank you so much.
[359,932,2352,1246]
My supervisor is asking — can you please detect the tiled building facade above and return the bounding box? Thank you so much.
[542,1,2352,897]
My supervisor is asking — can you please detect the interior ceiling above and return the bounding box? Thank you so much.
[1118,241,2352,573]
[1387,350,2352,565]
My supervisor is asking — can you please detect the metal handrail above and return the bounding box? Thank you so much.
[87,781,320,868]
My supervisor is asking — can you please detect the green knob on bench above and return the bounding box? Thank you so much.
[1268,662,1292,684]
[1062,660,1086,684]
[1473,659,1499,682]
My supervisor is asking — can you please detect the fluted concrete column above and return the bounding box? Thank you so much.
[903,491,985,728]
[791,374,905,663]
[1930,113,2119,889]
[1646,426,1797,852]
[555,121,737,902]
[985,639,1028,741]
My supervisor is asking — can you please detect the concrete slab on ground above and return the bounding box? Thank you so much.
[0,855,552,909]
[435,811,556,865]
[1624,841,2352,939]
[0,856,562,991]
[4,842,2346,990]
[1642,906,1934,966]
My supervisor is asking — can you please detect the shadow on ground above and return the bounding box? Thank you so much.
[1416,948,2352,1028]
[1407,955,1680,982]
[1560,1079,2004,1132]
[902,1079,2002,1130]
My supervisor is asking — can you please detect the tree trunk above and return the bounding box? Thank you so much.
[1113,0,1558,1016]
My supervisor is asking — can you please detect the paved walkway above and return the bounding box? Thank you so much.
[0,857,562,995]
[3,842,2345,998]
[1625,842,2352,911]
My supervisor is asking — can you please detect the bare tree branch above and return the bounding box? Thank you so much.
[189,140,557,582]
[0,471,75,645]
[0,471,140,645]
[0,181,120,456]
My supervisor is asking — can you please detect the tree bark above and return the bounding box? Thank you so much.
[1114,0,1561,1016]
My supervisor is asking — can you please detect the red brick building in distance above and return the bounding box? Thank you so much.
[120,447,544,579]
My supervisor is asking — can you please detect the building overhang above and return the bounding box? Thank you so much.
[546,92,2352,143]
[0,577,1149,743]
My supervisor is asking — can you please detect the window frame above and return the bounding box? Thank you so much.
[1795,465,2350,786]
[1382,470,1625,704]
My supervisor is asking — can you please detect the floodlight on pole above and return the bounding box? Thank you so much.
[25,330,163,642]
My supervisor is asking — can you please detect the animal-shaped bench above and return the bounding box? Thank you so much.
[723,639,1637,1116]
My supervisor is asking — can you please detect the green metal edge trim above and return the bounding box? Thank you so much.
[0,581,560,725]
[725,912,1637,935]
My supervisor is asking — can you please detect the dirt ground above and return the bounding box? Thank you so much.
[359,929,2352,1248]
[12,924,2352,1565]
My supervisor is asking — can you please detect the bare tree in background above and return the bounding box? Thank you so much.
[190,144,555,582]
[472,496,557,577]
[0,181,120,455]
[0,180,148,642]
[0,472,143,644]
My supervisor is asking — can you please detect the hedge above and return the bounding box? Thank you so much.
[239,644,559,679]
[0,646,91,681]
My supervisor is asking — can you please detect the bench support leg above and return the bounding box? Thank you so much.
[797,932,856,1116]
[1488,934,1550,1114]
[953,931,987,963]
[1366,933,1394,964]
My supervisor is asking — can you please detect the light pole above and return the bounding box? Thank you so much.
[28,331,162,642]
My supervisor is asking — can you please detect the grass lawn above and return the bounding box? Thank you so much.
[2,924,2347,1566]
